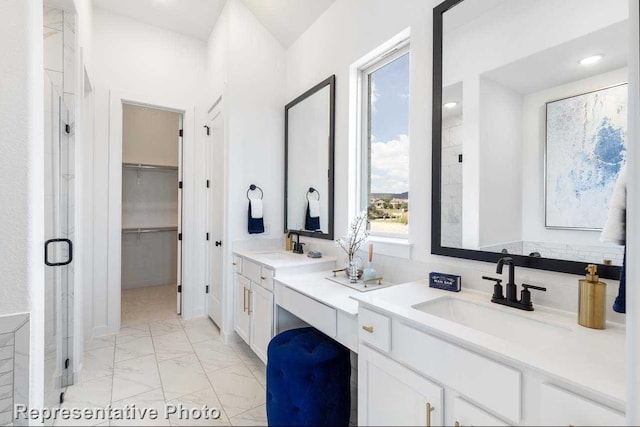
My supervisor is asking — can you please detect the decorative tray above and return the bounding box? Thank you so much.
[325,270,393,292]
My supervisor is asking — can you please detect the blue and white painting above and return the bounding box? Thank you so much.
[546,84,627,230]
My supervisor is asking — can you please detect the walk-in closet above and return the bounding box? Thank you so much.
[121,104,183,325]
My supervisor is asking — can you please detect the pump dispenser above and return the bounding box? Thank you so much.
[578,265,606,329]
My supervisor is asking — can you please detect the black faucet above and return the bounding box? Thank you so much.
[483,257,547,311]
[291,233,305,254]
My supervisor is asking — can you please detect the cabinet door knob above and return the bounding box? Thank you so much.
[362,325,374,333]
[426,402,434,427]
[455,422,460,427]
[261,276,267,280]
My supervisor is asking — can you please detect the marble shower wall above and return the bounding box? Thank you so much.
[0,314,29,426]
[44,5,75,119]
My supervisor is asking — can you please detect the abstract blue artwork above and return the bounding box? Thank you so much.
[546,84,627,230]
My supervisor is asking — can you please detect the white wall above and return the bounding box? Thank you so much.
[522,68,629,246]
[88,8,208,335]
[479,77,523,247]
[205,0,286,340]
[284,0,626,324]
[0,0,45,410]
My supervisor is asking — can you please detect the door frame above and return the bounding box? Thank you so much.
[106,89,199,334]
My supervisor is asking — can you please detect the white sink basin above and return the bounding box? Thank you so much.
[412,297,572,348]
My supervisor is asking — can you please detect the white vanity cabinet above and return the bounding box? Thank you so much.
[357,303,624,427]
[232,251,336,363]
[234,273,251,343]
[359,345,443,426]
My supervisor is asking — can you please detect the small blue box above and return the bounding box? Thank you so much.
[429,272,461,292]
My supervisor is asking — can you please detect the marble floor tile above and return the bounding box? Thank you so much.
[148,319,183,338]
[82,346,115,381]
[115,336,155,363]
[111,388,168,427]
[244,361,266,388]
[181,317,221,344]
[207,364,265,418]
[166,387,231,426]
[229,405,267,426]
[56,376,113,426]
[112,354,162,402]
[192,340,242,374]
[152,330,194,362]
[116,324,151,344]
[157,354,211,401]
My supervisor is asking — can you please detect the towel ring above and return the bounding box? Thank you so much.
[306,187,320,201]
[247,184,264,201]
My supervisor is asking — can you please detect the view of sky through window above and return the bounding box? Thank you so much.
[368,52,410,234]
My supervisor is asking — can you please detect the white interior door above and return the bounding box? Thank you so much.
[44,73,74,406]
[206,104,225,326]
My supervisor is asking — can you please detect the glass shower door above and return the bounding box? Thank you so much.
[43,74,74,406]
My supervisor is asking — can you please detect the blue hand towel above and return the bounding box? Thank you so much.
[613,247,626,313]
[305,202,321,231]
[248,201,264,234]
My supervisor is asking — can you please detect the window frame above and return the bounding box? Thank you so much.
[358,43,411,239]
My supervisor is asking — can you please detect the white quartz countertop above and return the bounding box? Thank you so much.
[274,271,373,316]
[352,281,626,408]
[233,249,336,270]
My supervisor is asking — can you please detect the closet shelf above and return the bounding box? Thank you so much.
[123,162,179,172]
[122,226,178,234]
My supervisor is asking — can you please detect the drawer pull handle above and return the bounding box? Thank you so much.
[261,276,267,280]
[362,325,374,333]
[243,287,248,312]
[233,263,238,266]
[426,402,434,427]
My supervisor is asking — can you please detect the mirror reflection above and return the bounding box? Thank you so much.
[286,77,335,239]
[440,0,628,267]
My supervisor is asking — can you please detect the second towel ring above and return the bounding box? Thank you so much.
[306,187,320,201]
[247,184,264,201]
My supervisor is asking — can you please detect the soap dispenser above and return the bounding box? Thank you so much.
[578,265,606,330]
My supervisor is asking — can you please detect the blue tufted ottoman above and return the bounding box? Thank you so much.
[266,327,351,426]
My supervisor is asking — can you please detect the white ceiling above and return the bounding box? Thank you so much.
[92,0,336,46]
[483,21,628,95]
[239,0,335,47]
[93,0,226,40]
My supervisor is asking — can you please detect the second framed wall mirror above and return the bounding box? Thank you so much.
[285,75,336,240]
[432,0,629,279]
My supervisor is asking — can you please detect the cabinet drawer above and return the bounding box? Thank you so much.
[242,259,262,284]
[275,284,337,337]
[452,397,508,426]
[359,307,391,353]
[233,256,243,274]
[394,322,521,423]
[260,267,275,292]
[539,384,624,426]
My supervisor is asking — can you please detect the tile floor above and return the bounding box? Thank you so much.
[60,285,267,426]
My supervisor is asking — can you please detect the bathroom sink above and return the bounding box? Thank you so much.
[412,297,572,348]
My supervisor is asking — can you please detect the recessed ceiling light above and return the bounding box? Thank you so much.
[443,102,458,109]
[579,55,604,66]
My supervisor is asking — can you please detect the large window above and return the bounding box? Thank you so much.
[362,47,411,236]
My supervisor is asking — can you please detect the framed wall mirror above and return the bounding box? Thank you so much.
[432,0,628,279]
[285,75,336,240]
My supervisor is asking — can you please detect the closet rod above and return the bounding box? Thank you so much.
[123,162,179,171]
[122,226,178,234]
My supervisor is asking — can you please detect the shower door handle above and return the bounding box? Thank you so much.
[45,239,73,267]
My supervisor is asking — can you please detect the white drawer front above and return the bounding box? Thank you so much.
[394,322,521,424]
[336,311,357,353]
[233,256,243,274]
[539,384,624,426]
[359,307,391,353]
[275,284,337,337]
[260,267,275,292]
[242,259,262,284]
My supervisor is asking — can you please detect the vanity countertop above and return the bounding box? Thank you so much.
[352,281,626,408]
[233,249,337,270]
[274,271,368,315]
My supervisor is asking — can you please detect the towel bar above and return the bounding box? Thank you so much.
[306,187,320,201]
